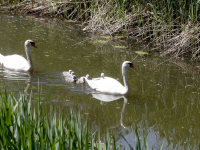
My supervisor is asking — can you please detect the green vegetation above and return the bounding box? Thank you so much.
[0,86,118,149]
[0,85,156,149]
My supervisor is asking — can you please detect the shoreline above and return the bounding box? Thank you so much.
[1,0,200,61]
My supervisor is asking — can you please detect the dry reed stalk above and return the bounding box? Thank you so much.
[83,1,200,60]
[84,1,128,35]
[2,0,200,60]
[153,24,200,60]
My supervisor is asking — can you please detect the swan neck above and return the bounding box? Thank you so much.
[25,45,33,69]
[122,65,130,93]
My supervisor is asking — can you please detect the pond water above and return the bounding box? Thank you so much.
[0,14,200,149]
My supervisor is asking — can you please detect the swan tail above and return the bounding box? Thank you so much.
[0,54,5,65]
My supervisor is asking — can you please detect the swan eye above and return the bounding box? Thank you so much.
[30,41,37,48]
[128,63,134,68]
[30,42,35,45]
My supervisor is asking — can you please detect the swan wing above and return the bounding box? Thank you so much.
[2,55,29,71]
[86,77,126,94]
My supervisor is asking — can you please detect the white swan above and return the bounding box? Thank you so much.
[76,76,86,84]
[101,73,104,79]
[62,70,73,77]
[0,40,37,72]
[63,71,75,82]
[85,61,135,95]
[64,75,77,82]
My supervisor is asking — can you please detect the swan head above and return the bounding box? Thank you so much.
[71,72,75,75]
[72,75,77,81]
[123,61,135,69]
[86,74,89,79]
[101,73,104,78]
[25,40,37,48]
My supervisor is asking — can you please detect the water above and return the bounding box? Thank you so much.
[0,14,200,149]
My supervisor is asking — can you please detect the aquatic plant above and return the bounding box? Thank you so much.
[0,85,118,149]
[0,83,165,149]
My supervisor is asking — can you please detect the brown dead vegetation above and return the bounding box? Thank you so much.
[0,0,91,20]
[1,0,200,61]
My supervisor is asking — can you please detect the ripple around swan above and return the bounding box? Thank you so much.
[0,67,31,81]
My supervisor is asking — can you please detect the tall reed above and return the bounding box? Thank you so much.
[0,84,163,149]
[0,85,119,149]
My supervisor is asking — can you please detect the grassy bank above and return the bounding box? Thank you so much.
[0,0,200,60]
[86,0,200,60]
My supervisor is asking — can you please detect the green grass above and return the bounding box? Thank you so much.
[0,84,161,149]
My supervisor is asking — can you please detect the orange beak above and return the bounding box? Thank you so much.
[31,44,37,48]
[130,64,136,69]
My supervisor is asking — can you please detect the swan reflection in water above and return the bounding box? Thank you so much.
[91,92,128,128]
[0,67,32,99]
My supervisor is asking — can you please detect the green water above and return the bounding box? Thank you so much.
[0,14,200,149]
